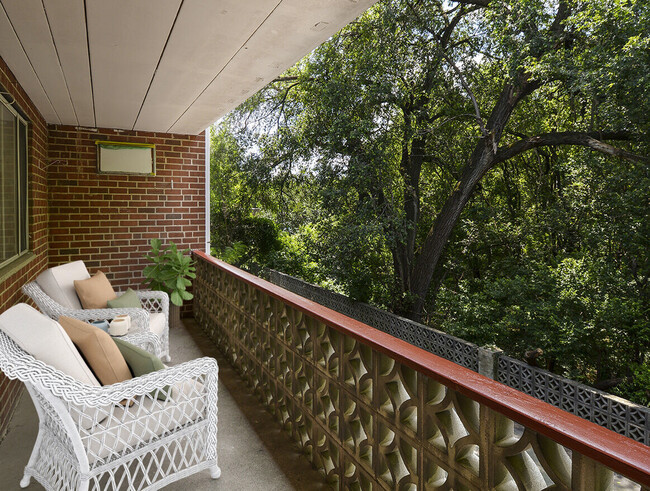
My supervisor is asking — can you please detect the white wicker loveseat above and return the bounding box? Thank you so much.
[22,260,170,361]
[0,304,220,491]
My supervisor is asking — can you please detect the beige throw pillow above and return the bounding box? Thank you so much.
[74,271,117,309]
[58,316,132,386]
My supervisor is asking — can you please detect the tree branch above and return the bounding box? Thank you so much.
[494,132,649,165]
[443,53,488,139]
[272,76,314,83]
[456,0,490,6]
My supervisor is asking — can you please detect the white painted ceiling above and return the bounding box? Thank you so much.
[0,0,376,135]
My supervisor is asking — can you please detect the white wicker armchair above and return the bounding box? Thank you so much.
[0,327,220,491]
[22,281,170,362]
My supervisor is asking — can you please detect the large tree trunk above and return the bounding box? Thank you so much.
[407,77,534,320]
[391,101,429,312]
[409,146,492,319]
[402,89,642,321]
[387,1,638,321]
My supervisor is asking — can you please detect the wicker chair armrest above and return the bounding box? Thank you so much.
[65,307,150,332]
[22,282,150,331]
[135,290,169,315]
[77,358,219,463]
[1,337,217,407]
[73,357,218,405]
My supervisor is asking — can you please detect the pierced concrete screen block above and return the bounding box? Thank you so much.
[96,141,155,175]
[193,254,650,490]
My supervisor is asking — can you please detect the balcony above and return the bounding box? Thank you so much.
[1,251,649,490]
[1,1,646,489]
[191,252,650,489]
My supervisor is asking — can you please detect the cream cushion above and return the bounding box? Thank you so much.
[84,379,205,462]
[35,260,90,310]
[149,313,166,338]
[0,304,99,387]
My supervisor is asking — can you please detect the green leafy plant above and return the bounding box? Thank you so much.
[143,239,196,306]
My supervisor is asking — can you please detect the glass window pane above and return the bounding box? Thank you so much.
[19,120,27,252]
[0,104,17,263]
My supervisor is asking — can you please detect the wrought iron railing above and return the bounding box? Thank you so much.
[194,251,650,490]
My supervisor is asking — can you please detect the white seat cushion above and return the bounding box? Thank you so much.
[0,304,99,387]
[84,380,205,462]
[149,312,166,338]
[36,260,90,310]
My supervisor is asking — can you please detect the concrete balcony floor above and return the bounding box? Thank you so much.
[0,318,330,491]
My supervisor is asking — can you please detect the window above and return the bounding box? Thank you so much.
[0,93,28,268]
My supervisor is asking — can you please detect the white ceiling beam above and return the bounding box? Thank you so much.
[2,0,77,124]
[0,1,61,124]
[0,0,378,134]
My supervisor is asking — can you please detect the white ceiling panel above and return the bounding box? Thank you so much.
[43,0,95,127]
[169,0,377,134]
[0,1,62,123]
[0,4,58,122]
[0,0,377,134]
[86,0,181,130]
[134,0,280,132]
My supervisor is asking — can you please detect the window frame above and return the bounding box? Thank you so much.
[0,92,29,269]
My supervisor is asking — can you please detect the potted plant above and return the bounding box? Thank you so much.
[143,239,196,328]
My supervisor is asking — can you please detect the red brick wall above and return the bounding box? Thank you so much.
[47,127,206,313]
[0,56,50,441]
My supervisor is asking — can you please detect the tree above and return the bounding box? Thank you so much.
[403,0,649,318]
[211,0,649,400]
[224,0,647,319]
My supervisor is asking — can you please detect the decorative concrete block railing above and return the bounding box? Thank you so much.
[194,252,649,490]
[268,270,481,371]
[267,270,650,446]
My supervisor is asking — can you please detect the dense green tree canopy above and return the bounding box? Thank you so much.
[210,0,649,404]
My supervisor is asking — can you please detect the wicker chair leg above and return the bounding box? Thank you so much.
[210,465,221,479]
[20,418,43,488]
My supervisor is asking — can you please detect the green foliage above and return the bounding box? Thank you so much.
[614,364,650,406]
[218,241,249,267]
[209,0,649,403]
[212,214,282,267]
[437,149,649,396]
[269,226,323,285]
[143,239,196,307]
[239,217,282,259]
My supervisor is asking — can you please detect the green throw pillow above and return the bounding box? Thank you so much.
[112,338,170,400]
[107,288,141,309]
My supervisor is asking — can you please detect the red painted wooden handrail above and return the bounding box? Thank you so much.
[194,250,650,486]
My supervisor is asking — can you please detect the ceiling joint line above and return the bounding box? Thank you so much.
[166,0,285,133]
[83,0,96,127]
[0,0,61,124]
[41,0,79,126]
[133,0,185,132]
